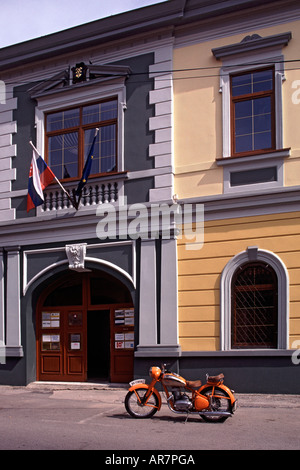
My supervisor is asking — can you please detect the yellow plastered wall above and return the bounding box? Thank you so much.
[177,212,300,351]
[173,20,300,199]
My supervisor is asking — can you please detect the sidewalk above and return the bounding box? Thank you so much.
[5,381,298,409]
[26,380,128,391]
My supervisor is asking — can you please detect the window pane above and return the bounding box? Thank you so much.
[48,132,78,179]
[82,100,118,125]
[234,100,253,152]
[47,108,80,132]
[254,113,271,133]
[234,100,252,118]
[254,131,272,150]
[253,69,273,93]
[234,96,272,152]
[232,73,251,97]
[253,96,271,115]
[100,100,118,121]
[100,125,117,173]
[84,125,116,175]
[235,116,252,136]
[82,104,101,125]
[253,96,272,150]
[232,69,273,97]
[235,134,252,153]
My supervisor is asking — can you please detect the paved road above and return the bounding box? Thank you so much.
[0,383,299,451]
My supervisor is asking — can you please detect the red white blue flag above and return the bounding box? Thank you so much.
[27,155,55,212]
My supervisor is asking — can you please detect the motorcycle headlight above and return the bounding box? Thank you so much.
[149,366,161,379]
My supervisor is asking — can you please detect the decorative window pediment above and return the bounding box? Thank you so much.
[29,63,131,99]
[212,31,291,60]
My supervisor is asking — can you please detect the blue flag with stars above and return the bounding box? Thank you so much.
[75,129,98,197]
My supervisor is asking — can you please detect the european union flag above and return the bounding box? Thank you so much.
[75,128,99,197]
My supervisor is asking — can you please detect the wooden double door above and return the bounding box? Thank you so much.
[36,273,134,383]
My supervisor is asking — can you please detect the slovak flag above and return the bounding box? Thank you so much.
[27,155,55,212]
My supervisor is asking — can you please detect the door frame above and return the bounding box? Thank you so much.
[36,272,134,382]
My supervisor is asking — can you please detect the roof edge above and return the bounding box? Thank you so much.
[0,0,295,72]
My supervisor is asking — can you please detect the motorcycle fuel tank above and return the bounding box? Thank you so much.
[162,373,186,387]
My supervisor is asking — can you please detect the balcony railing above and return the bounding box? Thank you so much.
[38,174,126,214]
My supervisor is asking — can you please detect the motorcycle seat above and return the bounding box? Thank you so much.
[207,373,224,383]
[186,380,202,389]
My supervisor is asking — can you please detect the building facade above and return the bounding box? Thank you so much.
[173,0,300,393]
[0,0,299,392]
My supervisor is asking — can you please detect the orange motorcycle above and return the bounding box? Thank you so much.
[125,364,237,423]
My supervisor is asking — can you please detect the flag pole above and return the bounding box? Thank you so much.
[29,141,78,209]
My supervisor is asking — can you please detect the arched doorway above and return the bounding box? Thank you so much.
[36,270,134,383]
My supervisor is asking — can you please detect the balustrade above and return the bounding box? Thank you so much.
[39,177,122,214]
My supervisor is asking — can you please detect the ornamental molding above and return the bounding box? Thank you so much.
[28,63,131,99]
[65,243,90,272]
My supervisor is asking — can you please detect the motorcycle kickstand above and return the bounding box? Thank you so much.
[184,411,190,423]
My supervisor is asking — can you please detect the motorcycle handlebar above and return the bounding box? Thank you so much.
[161,363,171,373]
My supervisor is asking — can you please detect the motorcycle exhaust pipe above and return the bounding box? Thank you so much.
[199,411,232,418]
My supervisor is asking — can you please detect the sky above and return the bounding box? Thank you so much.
[0,0,167,48]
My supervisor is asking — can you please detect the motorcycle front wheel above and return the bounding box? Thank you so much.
[200,386,232,423]
[125,388,159,419]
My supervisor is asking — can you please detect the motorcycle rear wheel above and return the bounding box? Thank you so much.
[125,388,159,419]
[200,386,231,423]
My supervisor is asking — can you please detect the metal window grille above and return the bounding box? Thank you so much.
[231,262,278,348]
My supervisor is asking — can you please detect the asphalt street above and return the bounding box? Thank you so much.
[0,382,299,452]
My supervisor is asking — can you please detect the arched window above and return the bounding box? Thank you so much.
[220,247,289,350]
[231,262,278,349]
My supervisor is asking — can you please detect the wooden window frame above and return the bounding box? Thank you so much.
[45,98,118,183]
[230,67,276,158]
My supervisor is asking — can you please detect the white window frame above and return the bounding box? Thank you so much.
[220,247,289,351]
[212,32,291,193]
